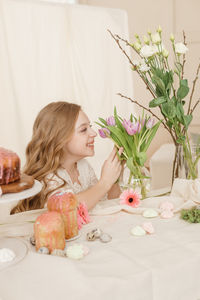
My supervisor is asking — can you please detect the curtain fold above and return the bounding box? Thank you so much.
[0,0,134,175]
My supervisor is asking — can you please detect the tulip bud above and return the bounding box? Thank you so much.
[106,116,115,126]
[98,128,110,138]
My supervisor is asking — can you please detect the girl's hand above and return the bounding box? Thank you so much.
[100,147,123,190]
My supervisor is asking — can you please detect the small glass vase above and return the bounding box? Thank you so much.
[173,143,200,180]
[119,166,151,199]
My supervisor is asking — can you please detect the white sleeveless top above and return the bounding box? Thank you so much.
[46,159,106,200]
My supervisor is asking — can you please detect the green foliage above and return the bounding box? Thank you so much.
[149,96,166,107]
[180,207,200,223]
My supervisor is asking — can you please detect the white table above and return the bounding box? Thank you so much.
[0,200,200,300]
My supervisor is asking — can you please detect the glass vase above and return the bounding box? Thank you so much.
[119,166,151,199]
[173,143,200,180]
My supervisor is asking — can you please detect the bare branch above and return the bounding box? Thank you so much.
[117,93,176,143]
[181,31,187,79]
[190,98,200,115]
[187,61,200,114]
[107,29,156,98]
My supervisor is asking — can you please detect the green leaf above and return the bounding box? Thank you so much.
[180,79,188,87]
[142,121,161,152]
[126,157,138,174]
[183,114,193,130]
[177,80,189,100]
[107,126,132,157]
[152,75,166,94]
[98,118,107,126]
[136,151,146,166]
[166,120,173,128]
[161,102,176,119]
[149,96,166,108]
[176,103,184,123]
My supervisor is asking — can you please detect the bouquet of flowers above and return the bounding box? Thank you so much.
[96,107,160,198]
[108,27,200,183]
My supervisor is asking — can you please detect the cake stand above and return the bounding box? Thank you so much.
[0,180,42,204]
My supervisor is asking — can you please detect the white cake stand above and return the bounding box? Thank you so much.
[0,180,42,204]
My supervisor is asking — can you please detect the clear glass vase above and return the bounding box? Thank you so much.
[173,143,200,180]
[119,166,151,199]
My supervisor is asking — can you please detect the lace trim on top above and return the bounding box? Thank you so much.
[46,159,105,198]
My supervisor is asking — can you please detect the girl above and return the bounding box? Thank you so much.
[11,101,123,213]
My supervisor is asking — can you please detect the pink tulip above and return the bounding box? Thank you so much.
[146,118,155,129]
[106,116,115,126]
[98,128,110,138]
[122,119,141,135]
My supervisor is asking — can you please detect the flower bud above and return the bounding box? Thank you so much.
[98,128,110,138]
[151,33,161,45]
[143,35,149,45]
[133,41,141,51]
[162,48,169,58]
[170,33,175,42]
[157,25,162,33]
[106,116,115,126]
[147,29,151,35]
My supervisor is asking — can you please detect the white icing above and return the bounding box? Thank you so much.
[0,187,2,197]
[0,248,16,263]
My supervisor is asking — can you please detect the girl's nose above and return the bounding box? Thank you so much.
[90,128,97,137]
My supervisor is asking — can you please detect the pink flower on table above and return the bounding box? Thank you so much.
[77,202,91,230]
[106,116,115,126]
[122,119,141,135]
[119,188,141,208]
[98,128,110,138]
[146,118,155,129]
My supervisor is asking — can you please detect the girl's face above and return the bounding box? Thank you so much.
[64,110,97,160]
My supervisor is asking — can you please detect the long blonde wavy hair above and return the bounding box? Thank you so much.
[11,101,81,214]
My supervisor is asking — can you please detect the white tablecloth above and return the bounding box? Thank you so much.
[0,195,200,300]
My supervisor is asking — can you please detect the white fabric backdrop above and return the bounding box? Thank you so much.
[0,0,134,176]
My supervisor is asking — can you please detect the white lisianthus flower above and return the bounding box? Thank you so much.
[162,48,169,57]
[139,62,150,72]
[175,42,188,55]
[151,32,161,44]
[133,41,141,51]
[140,45,156,58]
[132,59,140,66]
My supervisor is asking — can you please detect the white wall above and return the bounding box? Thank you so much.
[80,0,200,163]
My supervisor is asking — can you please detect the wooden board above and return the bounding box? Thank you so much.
[0,174,34,194]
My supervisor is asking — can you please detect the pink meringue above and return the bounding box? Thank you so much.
[142,222,155,234]
[160,201,174,211]
[161,210,174,219]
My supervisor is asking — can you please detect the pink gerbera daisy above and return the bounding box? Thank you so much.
[77,202,91,230]
[119,188,141,207]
